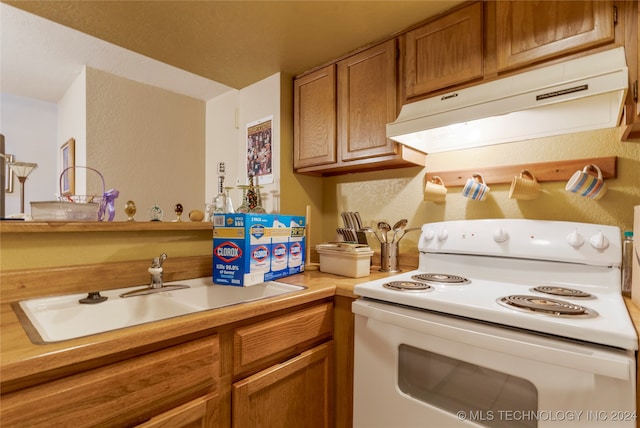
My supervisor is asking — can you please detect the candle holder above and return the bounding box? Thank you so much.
[8,161,38,216]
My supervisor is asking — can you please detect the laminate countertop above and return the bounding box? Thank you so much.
[3,266,639,394]
[0,267,395,393]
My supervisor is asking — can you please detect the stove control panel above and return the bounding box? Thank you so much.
[419,219,621,267]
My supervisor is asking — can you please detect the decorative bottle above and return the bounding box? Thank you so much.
[224,187,235,213]
[213,176,226,213]
[622,231,634,297]
[236,186,249,213]
[211,162,227,214]
[246,173,266,213]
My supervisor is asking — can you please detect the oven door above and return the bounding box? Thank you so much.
[353,299,636,428]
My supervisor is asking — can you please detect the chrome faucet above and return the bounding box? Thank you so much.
[149,253,167,289]
[120,253,189,298]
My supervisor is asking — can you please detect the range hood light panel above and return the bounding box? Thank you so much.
[388,47,629,154]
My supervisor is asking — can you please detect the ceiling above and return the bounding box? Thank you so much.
[2,0,463,101]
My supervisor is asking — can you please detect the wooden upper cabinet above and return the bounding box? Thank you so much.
[338,39,398,162]
[496,1,615,71]
[620,0,639,142]
[294,39,426,175]
[404,2,484,99]
[293,64,337,169]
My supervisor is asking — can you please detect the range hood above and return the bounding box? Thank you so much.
[387,47,628,153]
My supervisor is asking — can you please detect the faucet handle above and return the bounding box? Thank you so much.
[151,253,167,268]
[148,265,163,275]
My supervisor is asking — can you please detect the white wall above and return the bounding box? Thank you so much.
[0,92,57,216]
[206,73,282,213]
[57,68,88,193]
[206,89,240,207]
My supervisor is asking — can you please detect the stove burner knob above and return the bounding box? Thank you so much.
[589,231,609,250]
[566,229,585,248]
[437,227,448,241]
[422,228,435,241]
[493,227,509,243]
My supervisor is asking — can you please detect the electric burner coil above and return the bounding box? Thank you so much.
[383,281,434,292]
[497,295,598,318]
[411,273,471,285]
[531,286,592,298]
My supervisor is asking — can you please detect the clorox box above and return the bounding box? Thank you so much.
[213,213,306,286]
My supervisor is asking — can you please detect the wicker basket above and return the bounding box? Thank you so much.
[31,166,107,222]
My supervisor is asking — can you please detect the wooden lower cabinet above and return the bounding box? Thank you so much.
[233,302,333,377]
[2,301,337,428]
[1,336,219,428]
[333,295,356,428]
[138,392,219,428]
[232,341,334,428]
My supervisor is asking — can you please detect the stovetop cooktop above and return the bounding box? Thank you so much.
[355,219,637,350]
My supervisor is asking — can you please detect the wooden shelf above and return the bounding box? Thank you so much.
[425,157,617,187]
[0,221,214,233]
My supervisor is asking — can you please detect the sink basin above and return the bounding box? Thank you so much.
[14,278,305,343]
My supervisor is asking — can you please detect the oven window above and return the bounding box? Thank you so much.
[398,344,538,428]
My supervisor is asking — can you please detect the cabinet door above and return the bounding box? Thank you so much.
[496,0,614,71]
[621,0,640,141]
[404,2,483,99]
[232,341,333,428]
[338,39,398,161]
[137,393,219,428]
[293,64,337,169]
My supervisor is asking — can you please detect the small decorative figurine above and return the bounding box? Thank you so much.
[174,203,183,222]
[189,209,204,222]
[124,200,137,221]
[149,204,163,222]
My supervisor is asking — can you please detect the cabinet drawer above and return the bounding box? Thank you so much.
[233,303,333,375]
[1,336,218,427]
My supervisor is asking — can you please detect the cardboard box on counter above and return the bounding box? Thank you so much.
[213,213,305,286]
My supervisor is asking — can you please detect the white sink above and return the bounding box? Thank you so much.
[15,277,305,343]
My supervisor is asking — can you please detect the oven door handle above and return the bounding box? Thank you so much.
[353,299,633,381]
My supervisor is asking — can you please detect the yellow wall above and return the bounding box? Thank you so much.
[0,229,213,271]
[324,127,640,253]
[3,79,638,273]
[86,68,206,222]
[279,73,324,254]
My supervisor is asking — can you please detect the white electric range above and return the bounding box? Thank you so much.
[352,219,638,428]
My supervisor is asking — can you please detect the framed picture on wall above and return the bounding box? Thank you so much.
[246,116,274,185]
[60,138,75,196]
